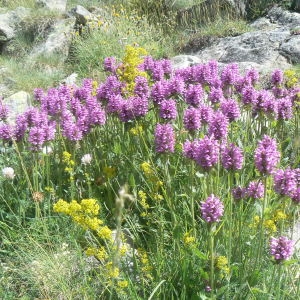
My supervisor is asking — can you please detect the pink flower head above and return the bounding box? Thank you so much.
[200,194,224,223]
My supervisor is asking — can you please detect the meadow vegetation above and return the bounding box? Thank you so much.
[0,0,300,299]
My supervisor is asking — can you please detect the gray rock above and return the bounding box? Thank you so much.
[71,5,93,25]
[181,6,300,75]
[30,17,75,62]
[267,5,300,28]
[249,17,277,31]
[3,91,31,124]
[170,55,202,70]
[61,73,78,85]
[0,7,31,42]
[36,0,67,12]
[280,35,300,64]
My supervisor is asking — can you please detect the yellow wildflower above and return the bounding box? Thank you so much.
[98,226,113,240]
[130,125,143,136]
[53,199,70,214]
[183,232,196,245]
[263,219,277,234]
[117,280,128,288]
[138,190,149,210]
[152,193,163,201]
[106,262,120,279]
[273,210,287,221]
[81,198,100,215]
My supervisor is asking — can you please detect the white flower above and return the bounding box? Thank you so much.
[42,145,53,155]
[81,154,92,165]
[2,167,15,180]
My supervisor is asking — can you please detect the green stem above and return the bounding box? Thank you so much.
[275,263,283,300]
[209,224,215,291]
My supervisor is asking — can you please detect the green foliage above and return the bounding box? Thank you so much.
[0,0,36,9]
[0,55,66,93]
[67,5,175,80]
[177,18,251,53]
[126,0,178,33]
[246,0,293,20]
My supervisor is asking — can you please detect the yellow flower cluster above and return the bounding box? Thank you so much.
[62,151,75,181]
[215,256,230,277]
[249,210,287,234]
[86,246,108,261]
[138,190,150,217]
[183,232,196,246]
[284,69,299,88]
[106,261,120,279]
[137,248,153,279]
[117,45,148,93]
[129,124,143,136]
[117,280,128,288]
[53,198,112,240]
[140,162,164,201]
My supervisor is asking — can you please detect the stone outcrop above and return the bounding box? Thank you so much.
[0,7,31,44]
[172,6,300,75]
[71,5,93,26]
[3,91,31,124]
[30,17,76,62]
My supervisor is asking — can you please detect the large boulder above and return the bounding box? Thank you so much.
[3,91,31,124]
[0,7,31,43]
[173,6,300,75]
[71,5,93,26]
[30,17,76,62]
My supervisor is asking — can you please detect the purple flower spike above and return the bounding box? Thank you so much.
[245,68,259,85]
[159,99,177,120]
[291,187,300,203]
[154,123,175,153]
[0,124,14,141]
[221,63,239,86]
[183,107,201,131]
[167,76,185,97]
[246,181,265,199]
[220,98,241,122]
[198,104,213,124]
[241,86,257,106]
[194,136,219,170]
[208,87,224,104]
[271,69,284,86]
[132,96,149,118]
[273,168,297,197]
[232,186,246,201]
[277,97,293,120]
[221,143,243,170]
[184,84,203,107]
[254,135,280,175]
[104,56,118,73]
[134,76,149,98]
[151,80,168,105]
[183,139,199,160]
[270,236,294,261]
[208,111,229,140]
[200,194,224,223]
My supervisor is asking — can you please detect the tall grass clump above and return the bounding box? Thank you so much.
[246,0,293,20]
[0,44,300,299]
[67,4,175,81]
